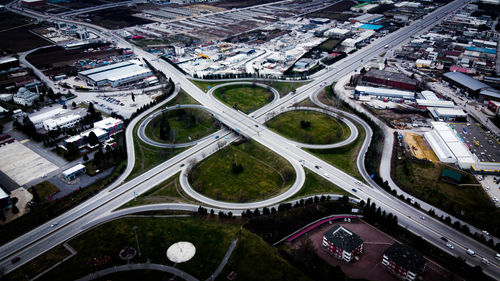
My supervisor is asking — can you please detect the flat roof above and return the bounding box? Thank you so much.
[62,164,86,176]
[443,72,489,91]
[355,86,414,98]
[30,108,67,124]
[87,65,151,83]
[94,117,123,129]
[364,68,416,85]
[79,61,133,76]
[359,24,383,30]
[433,108,467,116]
[0,57,18,64]
[416,99,455,107]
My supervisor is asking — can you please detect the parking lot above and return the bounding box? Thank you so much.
[289,221,451,281]
[451,123,500,163]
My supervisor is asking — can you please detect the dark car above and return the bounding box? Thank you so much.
[441,237,448,242]
[11,257,20,264]
[314,165,320,169]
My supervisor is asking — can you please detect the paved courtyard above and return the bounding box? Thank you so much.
[0,141,58,186]
[289,221,454,281]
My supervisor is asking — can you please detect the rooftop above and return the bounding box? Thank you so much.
[384,242,426,273]
[323,225,363,252]
[443,72,490,91]
[62,164,86,176]
[364,69,416,85]
[441,169,462,182]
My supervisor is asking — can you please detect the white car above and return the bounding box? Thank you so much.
[481,258,490,265]
[446,243,454,249]
[495,253,500,261]
[324,173,329,178]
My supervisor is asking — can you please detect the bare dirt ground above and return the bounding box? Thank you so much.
[404,132,439,162]
[288,221,455,281]
[0,12,51,53]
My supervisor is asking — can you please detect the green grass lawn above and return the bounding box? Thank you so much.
[266,110,350,144]
[189,140,295,202]
[291,169,353,200]
[6,245,72,281]
[28,181,60,203]
[22,217,311,281]
[394,156,500,231]
[166,89,200,106]
[317,38,340,51]
[307,124,366,181]
[190,79,308,97]
[121,172,194,208]
[145,108,220,144]
[34,217,240,281]
[213,84,274,114]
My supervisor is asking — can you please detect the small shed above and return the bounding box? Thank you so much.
[440,169,462,185]
[62,164,86,181]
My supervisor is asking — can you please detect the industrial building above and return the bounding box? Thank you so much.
[362,69,418,91]
[62,164,86,181]
[63,117,124,149]
[428,108,467,121]
[354,86,415,100]
[78,61,153,87]
[21,0,45,7]
[0,57,19,71]
[382,243,426,281]
[442,72,500,100]
[424,122,476,168]
[30,108,67,129]
[322,225,364,263]
[42,114,83,131]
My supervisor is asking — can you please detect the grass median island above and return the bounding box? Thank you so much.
[291,169,353,200]
[213,84,274,114]
[190,79,308,97]
[307,124,366,181]
[146,108,220,144]
[189,140,295,202]
[266,110,350,144]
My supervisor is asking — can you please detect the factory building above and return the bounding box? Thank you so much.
[354,86,415,100]
[62,164,86,181]
[429,108,467,121]
[63,117,124,149]
[42,114,83,131]
[78,61,153,87]
[362,69,418,91]
[0,57,19,71]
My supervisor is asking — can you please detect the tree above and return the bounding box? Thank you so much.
[72,101,77,108]
[88,102,96,115]
[62,104,67,109]
[360,67,367,75]
[87,131,99,146]
[131,92,135,102]
[83,154,89,162]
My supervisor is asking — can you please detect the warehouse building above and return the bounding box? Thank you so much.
[428,108,467,121]
[362,69,418,91]
[78,61,153,87]
[443,72,494,98]
[0,57,19,71]
[424,122,476,168]
[21,0,45,7]
[354,86,415,100]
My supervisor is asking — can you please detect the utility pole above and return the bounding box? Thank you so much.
[132,225,141,257]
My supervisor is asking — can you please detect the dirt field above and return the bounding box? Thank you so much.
[288,221,453,281]
[0,12,51,53]
[404,132,439,162]
[86,6,153,29]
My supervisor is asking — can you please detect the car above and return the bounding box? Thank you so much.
[495,253,500,260]
[466,249,475,256]
[215,136,219,139]
[482,230,490,236]
[355,181,362,186]
[481,258,490,265]
[315,165,320,169]
[324,173,329,178]
[420,216,425,220]
[441,237,448,242]
[446,243,454,249]
[254,124,259,127]
[352,188,358,192]
[11,257,20,264]
[180,164,185,167]
[50,223,58,228]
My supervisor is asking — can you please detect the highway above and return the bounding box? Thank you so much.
[1,0,500,279]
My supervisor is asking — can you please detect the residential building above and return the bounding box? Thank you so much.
[382,242,427,281]
[322,225,364,263]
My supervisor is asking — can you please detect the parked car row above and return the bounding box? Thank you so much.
[0,134,14,146]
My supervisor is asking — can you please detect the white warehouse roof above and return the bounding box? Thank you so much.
[432,108,467,117]
[62,164,86,177]
[416,99,455,108]
[426,122,476,168]
[355,86,414,99]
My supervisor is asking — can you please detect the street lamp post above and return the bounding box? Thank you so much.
[132,225,141,257]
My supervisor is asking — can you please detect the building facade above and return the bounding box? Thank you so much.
[322,225,364,263]
[382,242,426,281]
